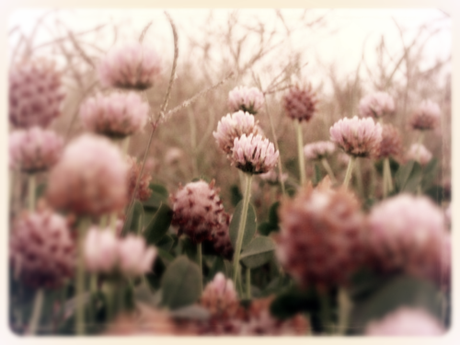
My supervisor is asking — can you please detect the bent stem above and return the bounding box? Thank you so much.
[232,173,253,284]
[342,156,355,188]
[321,158,336,184]
[295,119,306,186]
[197,242,203,293]
[28,174,36,212]
[26,289,44,335]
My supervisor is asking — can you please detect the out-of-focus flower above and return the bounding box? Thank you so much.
[201,272,238,317]
[365,194,448,287]
[259,170,288,185]
[118,235,157,276]
[209,212,234,260]
[9,58,65,128]
[445,203,451,228]
[358,92,395,119]
[231,134,279,175]
[365,308,445,336]
[303,141,336,161]
[375,124,403,160]
[9,127,63,173]
[171,180,225,243]
[406,143,432,166]
[283,84,317,122]
[330,116,382,158]
[276,177,365,289]
[126,156,152,202]
[164,147,184,165]
[47,134,128,216]
[98,42,161,90]
[80,92,149,139]
[409,100,441,131]
[337,152,350,166]
[213,111,261,155]
[228,86,264,115]
[84,227,119,273]
[10,209,74,288]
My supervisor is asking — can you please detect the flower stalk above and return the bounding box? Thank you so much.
[295,120,306,186]
[343,156,355,188]
[26,288,44,335]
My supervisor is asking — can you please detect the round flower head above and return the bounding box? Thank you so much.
[365,308,445,336]
[406,143,432,166]
[409,100,441,131]
[231,133,279,175]
[358,92,395,119]
[213,111,261,155]
[46,134,128,216]
[330,116,382,158]
[276,177,365,289]
[201,272,238,317]
[9,58,65,128]
[171,180,225,243]
[164,147,184,165]
[9,127,63,173]
[283,84,318,122]
[80,92,149,139]
[84,227,119,273]
[10,209,75,288]
[126,156,152,202]
[303,141,336,161]
[259,170,288,185]
[98,42,161,90]
[118,235,157,277]
[228,86,264,115]
[375,123,403,160]
[365,194,448,287]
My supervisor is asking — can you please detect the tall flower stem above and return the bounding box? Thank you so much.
[354,158,364,197]
[295,119,306,186]
[337,288,351,335]
[232,173,253,283]
[26,289,44,335]
[342,156,355,188]
[245,267,252,299]
[121,136,131,156]
[383,157,393,197]
[28,174,36,212]
[197,242,203,293]
[75,218,90,335]
[321,158,336,184]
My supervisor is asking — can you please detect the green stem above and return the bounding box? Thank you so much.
[295,119,306,186]
[321,158,336,184]
[319,291,331,335]
[108,212,117,234]
[26,289,44,335]
[383,157,393,197]
[245,267,251,299]
[28,174,36,212]
[337,288,351,335]
[354,158,364,197]
[197,242,203,293]
[342,156,355,188]
[232,173,253,283]
[416,131,425,162]
[76,218,90,335]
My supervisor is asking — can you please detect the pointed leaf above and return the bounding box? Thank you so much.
[143,203,173,245]
[240,236,276,269]
[157,234,174,252]
[229,201,257,250]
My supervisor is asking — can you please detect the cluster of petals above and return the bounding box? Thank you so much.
[303,141,336,161]
[84,226,156,277]
[231,134,279,175]
[46,134,128,216]
[171,180,225,243]
[80,92,149,138]
[283,84,317,122]
[409,100,441,131]
[207,212,234,260]
[406,143,432,166]
[329,116,382,158]
[200,273,238,317]
[358,92,395,119]
[9,127,63,173]
[365,308,445,336]
[9,58,65,128]
[365,194,449,288]
[10,209,75,288]
[375,124,403,160]
[228,86,264,115]
[259,170,288,185]
[213,111,261,155]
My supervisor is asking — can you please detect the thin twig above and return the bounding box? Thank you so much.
[139,21,153,43]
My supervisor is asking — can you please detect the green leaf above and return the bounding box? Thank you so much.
[157,247,175,265]
[230,185,243,207]
[268,201,280,226]
[421,158,438,191]
[208,256,225,282]
[180,237,198,263]
[229,201,257,250]
[157,234,174,252]
[394,160,415,191]
[257,222,277,236]
[143,184,169,209]
[270,285,321,320]
[425,185,447,205]
[402,162,422,193]
[160,256,201,310]
[131,200,145,234]
[240,236,276,269]
[143,203,173,245]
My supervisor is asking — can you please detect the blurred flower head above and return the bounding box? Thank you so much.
[10,209,75,288]
[208,212,234,260]
[330,116,382,158]
[47,134,128,216]
[406,143,432,166]
[365,307,445,336]
[164,147,184,165]
[303,141,336,161]
[375,123,403,160]
[276,177,365,289]
[126,155,152,202]
[283,84,317,122]
[9,127,63,173]
[201,272,238,317]
[171,180,225,243]
[118,235,157,276]
[98,41,161,90]
[228,86,264,115]
[231,133,279,175]
[213,111,261,155]
[80,92,149,139]
[409,100,441,131]
[358,92,395,119]
[259,170,288,185]
[84,226,119,273]
[9,58,65,128]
